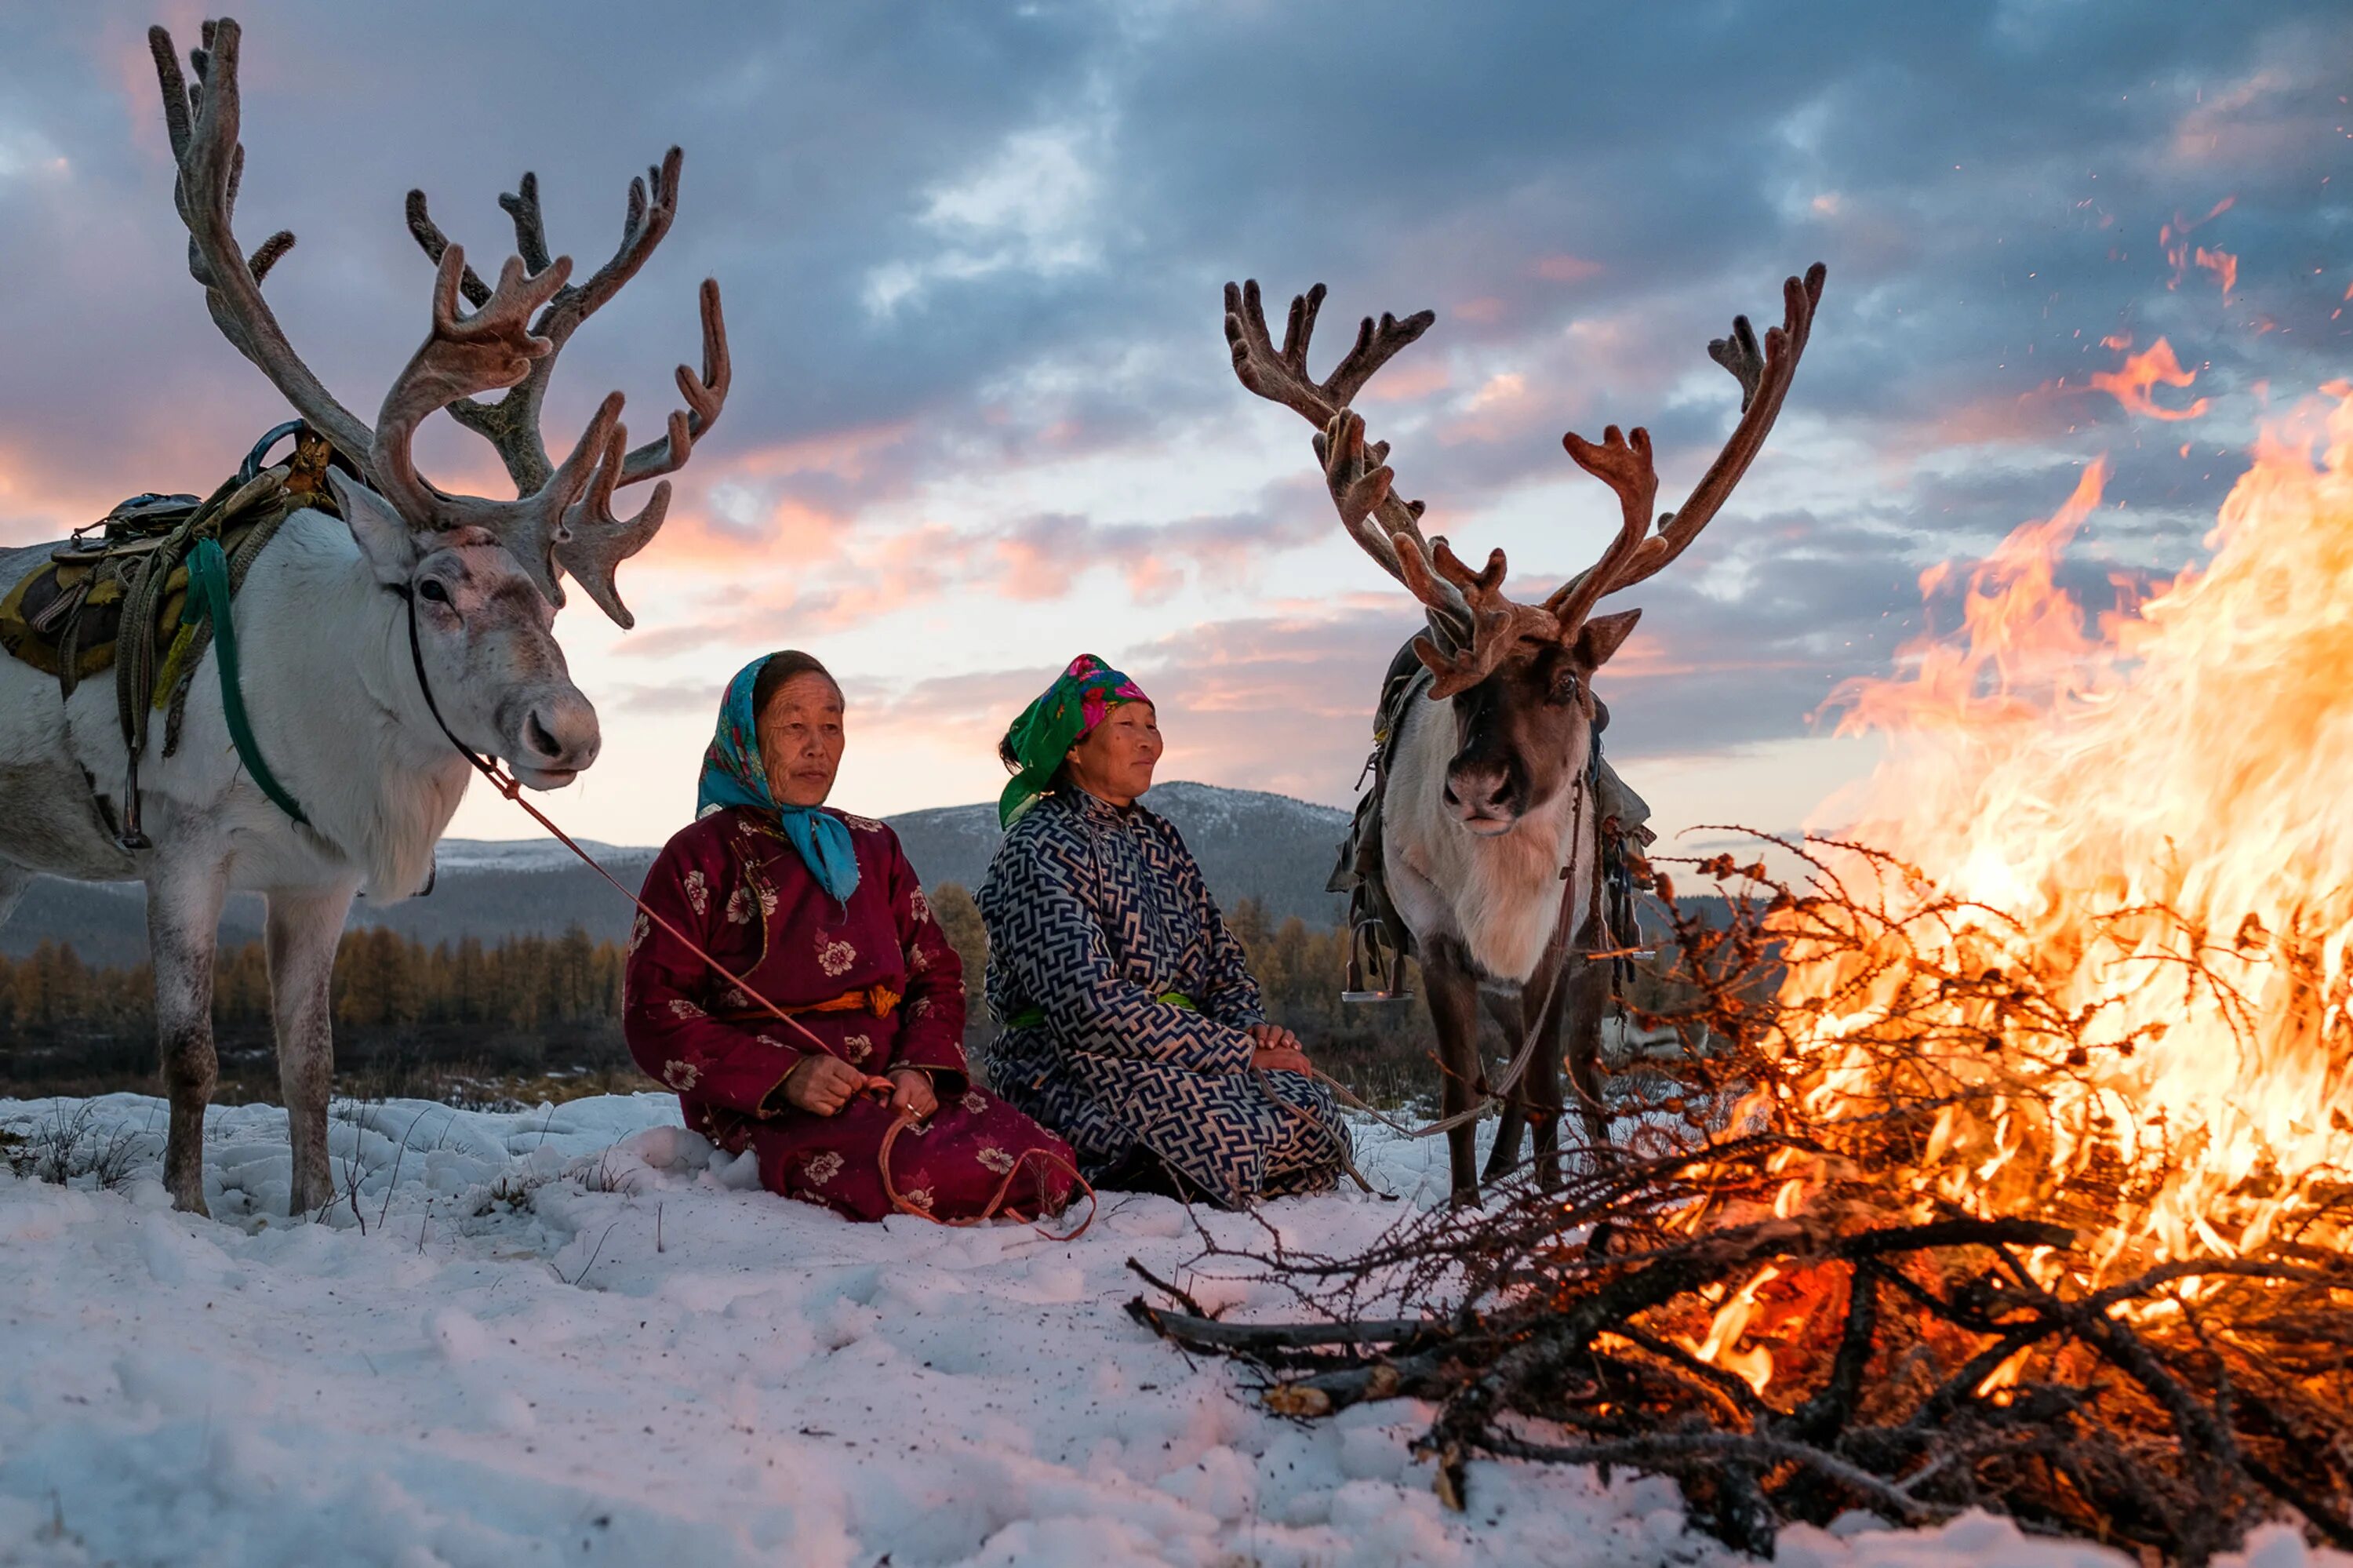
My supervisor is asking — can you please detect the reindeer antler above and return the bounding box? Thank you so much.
[555,420,670,629]
[1544,264,1826,617]
[152,19,715,621]
[1224,279,1434,425]
[406,153,729,621]
[1223,281,1481,650]
[148,20,373,469]
[1231,266,1824,698]
[1542,423,1661,639]
[367,247,627,605]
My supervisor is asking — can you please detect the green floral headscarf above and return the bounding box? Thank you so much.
[998,653,1151,828]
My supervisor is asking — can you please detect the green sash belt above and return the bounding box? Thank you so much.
[183,537,308,826]
[1006,991,1194,1031]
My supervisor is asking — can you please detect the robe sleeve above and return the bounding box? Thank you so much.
[1165,820,1265,1030]
[1194,898,1266,1031]
[881,829,970,1093]
[624,834,805,1115]
[994,840,1254,1074]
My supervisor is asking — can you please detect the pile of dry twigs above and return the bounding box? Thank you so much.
[1127,839,2353,1563]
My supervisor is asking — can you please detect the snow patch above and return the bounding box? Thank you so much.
[0,1092,2341,1567]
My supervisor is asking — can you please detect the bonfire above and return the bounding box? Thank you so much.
[1130,387,2353,1563]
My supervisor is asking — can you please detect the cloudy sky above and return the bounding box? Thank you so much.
[2,2,2346,848]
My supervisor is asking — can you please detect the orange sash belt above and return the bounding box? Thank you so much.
[720,984,900,1024]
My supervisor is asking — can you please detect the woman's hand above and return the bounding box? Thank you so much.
[1247,1023,1311,1078]
[781,1054,867,1116]
[886,1068,937,1121]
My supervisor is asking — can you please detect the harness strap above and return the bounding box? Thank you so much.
[395,584,827,1042]
[182,536,308,826]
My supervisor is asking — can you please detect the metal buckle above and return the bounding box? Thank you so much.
[1340,915,1413,1004]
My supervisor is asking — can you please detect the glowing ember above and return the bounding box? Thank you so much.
[2196,245,2238,303]
[2087,337,2211,421]
[2162,197,2238,300]
[1789,386,2353,1278]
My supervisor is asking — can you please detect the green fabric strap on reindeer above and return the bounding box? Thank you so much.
[181,536,309,827]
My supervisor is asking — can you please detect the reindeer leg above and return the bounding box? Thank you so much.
[1479,991,1529,1184]
[0,860,29,931]
[266,882,356,1217]
[1422,939,1486,1204]
[147,859,228,1217]
[1527,962,1571,1189]
[1561,911,1614,1166]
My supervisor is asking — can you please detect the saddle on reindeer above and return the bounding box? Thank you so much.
[0,422,347,843]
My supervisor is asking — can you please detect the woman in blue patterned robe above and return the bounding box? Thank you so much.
[976,656,1350,1206]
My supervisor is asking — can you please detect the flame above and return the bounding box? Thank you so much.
[2162,198,2237,299]
[1680,1265,1780,1395]
[2088,338,2210,421]
[1795,387,2353,1271]
[1973,1343,2036,1400]
[2195,246,2238,303]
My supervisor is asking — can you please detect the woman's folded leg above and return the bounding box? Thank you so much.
[1255,1068,1351,1198]
[747,1089,1078,1222]
[1074,1061,1350,1206]
[883,1086,1079,1221]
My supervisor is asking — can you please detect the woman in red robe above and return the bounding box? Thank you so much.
[624,650,1078,1222]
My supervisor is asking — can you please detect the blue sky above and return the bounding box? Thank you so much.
[1,2,2346,845]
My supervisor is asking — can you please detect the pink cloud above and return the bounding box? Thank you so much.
[720,421,918,486]
[1533,253,1605,285]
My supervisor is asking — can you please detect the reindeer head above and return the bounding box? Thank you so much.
[149,19,729,786]
[1224,265,1824,834]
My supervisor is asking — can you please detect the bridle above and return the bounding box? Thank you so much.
[394,582,503,785]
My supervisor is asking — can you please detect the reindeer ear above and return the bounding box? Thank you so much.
[325,469,420,585]
[1573,609,1642,669]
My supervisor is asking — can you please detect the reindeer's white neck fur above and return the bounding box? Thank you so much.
[235,510,473,900]
[1380,692,1595,985]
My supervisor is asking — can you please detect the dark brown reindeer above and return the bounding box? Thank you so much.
[1223,263,1824,1200]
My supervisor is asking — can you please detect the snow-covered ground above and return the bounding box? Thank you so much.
[0,1093,2336,1568]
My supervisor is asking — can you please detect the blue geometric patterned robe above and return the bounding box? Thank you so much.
[976,787,1348,1206]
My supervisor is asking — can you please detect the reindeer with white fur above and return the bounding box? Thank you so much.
[1224,263,1824,1201]
[0,19,729,1217]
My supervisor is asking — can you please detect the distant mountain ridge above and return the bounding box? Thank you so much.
[1,781,1351,966]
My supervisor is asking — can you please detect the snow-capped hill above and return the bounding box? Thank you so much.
[889,780,1349,927]
[425,838,655,875]
[2,783,1353,963]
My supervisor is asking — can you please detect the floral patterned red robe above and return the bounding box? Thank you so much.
[624,805,1077,1221]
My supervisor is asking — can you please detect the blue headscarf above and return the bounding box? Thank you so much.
[696,656,860,902]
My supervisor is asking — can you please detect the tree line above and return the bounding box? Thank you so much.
[4,886,1441,1102]
[1,926,624,1040]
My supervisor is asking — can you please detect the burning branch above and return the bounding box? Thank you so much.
[1134,842,2353,1563]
